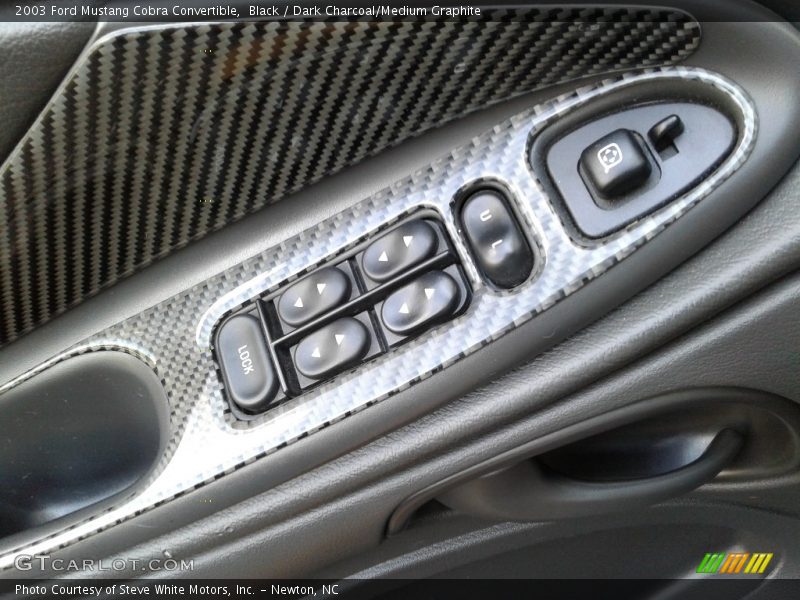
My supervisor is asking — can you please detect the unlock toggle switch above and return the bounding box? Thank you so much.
[579,129,652,199]
[460,189,534,289]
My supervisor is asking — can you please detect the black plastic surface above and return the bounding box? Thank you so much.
[0,351,168,543]
[0,22,94,163]
[542,100,736,238]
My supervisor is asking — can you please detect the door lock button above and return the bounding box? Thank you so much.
[294,317,371,380]
[579,129,652,199]
[461,189,534,289]
[381,270,460,336]
[217,314,279,412]
[277,267,351,327]
[362,220,438,282]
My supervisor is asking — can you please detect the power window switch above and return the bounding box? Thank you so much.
[277,267,351,327]
[381,270,460,336]
[362,220,438,283]
[293,317,371,380]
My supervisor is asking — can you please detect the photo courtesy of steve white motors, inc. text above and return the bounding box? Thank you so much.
[15,583,340,597]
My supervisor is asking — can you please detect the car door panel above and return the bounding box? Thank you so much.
[1,1,800,595]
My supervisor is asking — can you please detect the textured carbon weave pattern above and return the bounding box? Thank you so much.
[0,9,701,346]
[0,67,756,566]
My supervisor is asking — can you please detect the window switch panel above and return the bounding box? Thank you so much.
[215,212,471,416]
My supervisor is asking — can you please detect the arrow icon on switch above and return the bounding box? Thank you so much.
[317,283,326,295]
[311,347,321,358]
[399,302,410,314]
[294,297,304,308]
[378,251,389,262]
[403,235,413,247]
[424,288,435,300]
[335,334,345,346]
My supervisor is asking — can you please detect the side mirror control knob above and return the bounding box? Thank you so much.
[579,129,652,199]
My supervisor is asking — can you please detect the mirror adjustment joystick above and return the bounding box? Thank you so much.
[579,129,652,199]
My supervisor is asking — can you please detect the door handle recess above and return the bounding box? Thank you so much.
[387,389,800,536]
[437,428,743,522]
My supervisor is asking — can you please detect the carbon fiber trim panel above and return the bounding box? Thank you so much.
[0,66,756,566]
[0,10,701,346]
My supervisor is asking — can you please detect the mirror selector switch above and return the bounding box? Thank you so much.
[217,314,279,412]
[277,267,351,327]
[649,114,684,152]
[381,271,460,336]
[579,129,652,199]
[294,317,371,380]
[362,220,438,282]
[460,190,534,289]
